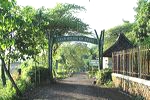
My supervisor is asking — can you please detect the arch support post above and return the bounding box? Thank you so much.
[100,30,105,70]
[94,29,105,70]
[48,33,53,82]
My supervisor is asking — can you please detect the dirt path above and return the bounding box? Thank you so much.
[23,72,131,100]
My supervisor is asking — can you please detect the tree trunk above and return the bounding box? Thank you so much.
[1,57,22,96]
[1,59,6,86]
[7,58,11,73]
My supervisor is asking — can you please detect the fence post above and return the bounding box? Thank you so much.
[128,50,130,76]
[112,53,114,73]
[117,53,118,74]
[130,49,132,76]
[123,50,125,75]
[131,48,135,76]
[138,46,141,78]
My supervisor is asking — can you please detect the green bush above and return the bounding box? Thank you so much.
[34,67,49,82]
[21,65,51,84]
[88,68,98,78]
[56,70,74,79]
[0,62,35,100]
[0,80,17,100]
[96,68,112,85]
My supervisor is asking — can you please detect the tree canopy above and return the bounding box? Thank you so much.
[134,0,150,42]
[0,1,90,95]
[104,0,150,50]
[104,22,136,50]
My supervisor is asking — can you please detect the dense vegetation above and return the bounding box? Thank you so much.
[0,0,149,99]
[104,22,136,50]
[55,43,90,72]
[0,0,90,99]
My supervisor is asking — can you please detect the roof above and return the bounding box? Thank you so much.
[103,33,134,57]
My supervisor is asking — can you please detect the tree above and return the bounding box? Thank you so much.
[1,1,90,90]
[134,0,150,42]
[35,3,90,81]
[10,3,89,82]
[57,43,90,72]
[104,22,136,50]
[0,0,22,96]
[14,6,40,60]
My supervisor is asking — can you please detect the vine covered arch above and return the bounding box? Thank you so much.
[48,30,105,81]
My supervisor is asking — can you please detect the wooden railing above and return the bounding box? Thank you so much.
[112,45,150,80]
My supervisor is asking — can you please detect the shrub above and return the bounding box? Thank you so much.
[23,66,50,83]
[0,62,35,100]
[96,68,112,85]
[88,68,98,78]
[34,67,49,82]
[0,80,17,100]
[56,70,74,79]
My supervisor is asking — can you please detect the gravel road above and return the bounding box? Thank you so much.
[23,72,131,100]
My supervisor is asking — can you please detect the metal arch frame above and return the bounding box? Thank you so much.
[47,30,105,82]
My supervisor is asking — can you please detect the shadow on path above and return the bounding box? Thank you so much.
[23,73,131,100]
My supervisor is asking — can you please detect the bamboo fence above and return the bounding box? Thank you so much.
[112,45,150,80]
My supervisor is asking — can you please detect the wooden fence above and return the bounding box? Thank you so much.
[112,45,150,80]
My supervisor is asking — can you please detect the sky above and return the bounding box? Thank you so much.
[16,0,137,32]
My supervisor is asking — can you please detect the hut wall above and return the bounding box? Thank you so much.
[112,45,150,79]
[112,45,150,99]
[103,57,112,69]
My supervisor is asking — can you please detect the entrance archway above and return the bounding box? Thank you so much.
[48,30,105,81]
